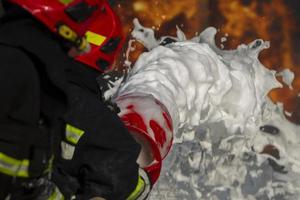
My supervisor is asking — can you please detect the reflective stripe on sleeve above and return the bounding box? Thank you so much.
[0,152,29,178]
[127,168,151,200]
[65,124,85,145]
[126,175,145,200]
[48,186,64,200]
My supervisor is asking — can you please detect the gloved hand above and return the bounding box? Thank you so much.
[4,177,64,200]
[88,168,151,200]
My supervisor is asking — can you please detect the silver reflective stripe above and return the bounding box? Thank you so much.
[65,124,85,145]
[61,141,75,160]
[0,152,29,177]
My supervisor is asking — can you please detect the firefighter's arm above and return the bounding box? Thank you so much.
[58,84,142,199]
[89,168,151,200]
[0,46,37,115]
[0,46,41,178]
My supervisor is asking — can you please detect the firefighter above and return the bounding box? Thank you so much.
[0,0,150,199]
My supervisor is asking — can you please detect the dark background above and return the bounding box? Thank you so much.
[1,0,299,123]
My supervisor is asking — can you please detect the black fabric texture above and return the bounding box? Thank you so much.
[0,6,68,197]
[0,43,55,178]
[0,6,141,199]
[0,169,13,199]
[54,84,140,200]
[0,173,58,200]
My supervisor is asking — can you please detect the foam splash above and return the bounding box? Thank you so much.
[107,19,300,199]
[277,68,295,90]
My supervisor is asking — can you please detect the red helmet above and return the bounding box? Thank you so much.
[9,0,124,72]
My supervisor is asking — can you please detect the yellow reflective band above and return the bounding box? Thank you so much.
[0,152,29,178]
[65,124,85,145]
[48,187,64,200]
[126,175,145,200]
[59,0,74,5]
[85,31,106,46]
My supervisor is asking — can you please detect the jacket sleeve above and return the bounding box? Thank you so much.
[0,45,40,121]
[55,83,141,200]
[0,45,42,177]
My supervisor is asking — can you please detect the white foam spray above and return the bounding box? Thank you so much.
[277,68,295,90]
[105,19,300,200]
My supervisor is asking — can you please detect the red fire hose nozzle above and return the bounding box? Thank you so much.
[115,94,173,184]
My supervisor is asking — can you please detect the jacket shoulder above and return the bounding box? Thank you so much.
[0,44,41,127]
[0,44,36,75]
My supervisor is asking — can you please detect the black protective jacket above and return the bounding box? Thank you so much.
[0,6,140,200]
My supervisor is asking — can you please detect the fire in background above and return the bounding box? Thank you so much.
[114,0,300,124]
